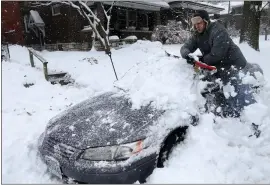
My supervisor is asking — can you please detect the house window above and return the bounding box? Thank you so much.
[116,9,138,29]
[117,9,127,29]
[52,4,61,16]
[127,10,137,27]
[138,13,148,28]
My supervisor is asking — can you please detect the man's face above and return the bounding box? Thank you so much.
[191,16,206,33]
[194,21,206,33]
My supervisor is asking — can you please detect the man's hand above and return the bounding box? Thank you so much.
[198,56,204,63]
[185,55,195,65]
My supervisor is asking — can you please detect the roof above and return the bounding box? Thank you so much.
[167,1,225,14]
[103,1,170,11]
[137,1,170,8]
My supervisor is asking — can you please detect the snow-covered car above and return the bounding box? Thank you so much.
[37,49,264,183]
[38,91,198,183]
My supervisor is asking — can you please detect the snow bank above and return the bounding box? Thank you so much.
[2,36,270,183]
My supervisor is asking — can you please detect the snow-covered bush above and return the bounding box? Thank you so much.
[151,20,191,44]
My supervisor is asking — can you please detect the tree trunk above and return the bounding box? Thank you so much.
[239,1,251,43]
[224,1,231,29]
[240,1,262,51]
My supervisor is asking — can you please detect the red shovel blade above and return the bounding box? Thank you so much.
[194,61,217,71]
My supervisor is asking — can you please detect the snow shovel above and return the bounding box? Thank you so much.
[165,51,217,71]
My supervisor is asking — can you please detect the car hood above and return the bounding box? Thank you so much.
[45,92,164,149]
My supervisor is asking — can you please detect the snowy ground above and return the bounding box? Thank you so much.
[2,36,270,183]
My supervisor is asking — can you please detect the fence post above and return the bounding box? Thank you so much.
[29,50,35,67]
[43,62,48,81]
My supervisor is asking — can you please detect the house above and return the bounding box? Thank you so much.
[95,1,170,40]
[19,1,171,50]
[21,1,93,51]
[2,1,224,51]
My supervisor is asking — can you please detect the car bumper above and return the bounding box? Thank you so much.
[39,146,157,184]
[62,154,157,183]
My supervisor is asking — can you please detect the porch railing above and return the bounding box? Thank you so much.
[27,48,49,81]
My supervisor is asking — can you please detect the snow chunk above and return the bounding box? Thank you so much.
[69,125,75,131]
[223,83,237,98]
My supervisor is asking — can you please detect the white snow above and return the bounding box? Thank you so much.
[109,35,120,41]
[2,35,270,183]
[143,2,170,8]
[81,25,92,32]
[30,10,45,25]
[123,35,138,40]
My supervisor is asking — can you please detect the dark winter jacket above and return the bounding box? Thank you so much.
[180,21,247,71]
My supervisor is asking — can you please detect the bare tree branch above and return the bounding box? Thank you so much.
[79,0,100,23]
[34,0,111,53]
[100,1,115,35]
[61,1,84,17]
[260,2,269,12]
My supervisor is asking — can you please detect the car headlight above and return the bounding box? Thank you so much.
[81,140,145,161]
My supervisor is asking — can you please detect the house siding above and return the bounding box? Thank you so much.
[1,1,24,45]
[22,3,93,45]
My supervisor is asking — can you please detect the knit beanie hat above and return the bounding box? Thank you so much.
[193,10,210,22]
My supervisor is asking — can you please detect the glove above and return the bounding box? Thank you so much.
[198,56,204,63]
[186,55,195,65]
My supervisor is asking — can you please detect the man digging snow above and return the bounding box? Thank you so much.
[180,10,263,137]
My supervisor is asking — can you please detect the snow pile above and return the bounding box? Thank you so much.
[123,35,138,40]
[109,35,120,41]
[2,36,270,183]
[115,41,197,113]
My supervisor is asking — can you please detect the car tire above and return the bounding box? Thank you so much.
[139,178,146,184]
[157,126,188,168]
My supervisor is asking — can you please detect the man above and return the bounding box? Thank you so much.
[180,10,256,118]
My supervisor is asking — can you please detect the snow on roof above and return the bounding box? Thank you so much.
[103,1,169,11]
[30,10,44,25]
[164,0,224,9]
[137,1,170,8]
[165,1,224,13]
[193,1,225,10]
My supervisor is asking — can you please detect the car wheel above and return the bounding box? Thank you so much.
[139,178,146,184]
[157,126,188,168]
